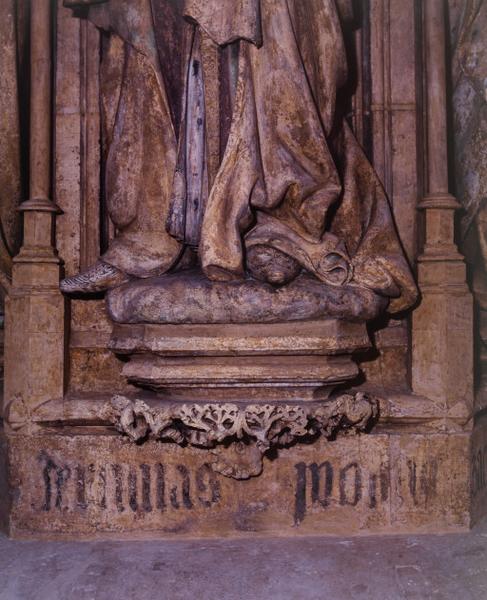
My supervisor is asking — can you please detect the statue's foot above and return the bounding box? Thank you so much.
[60,261,129,294]
[247,245,301,286]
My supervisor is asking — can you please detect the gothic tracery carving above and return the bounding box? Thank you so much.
[104,393,379,479]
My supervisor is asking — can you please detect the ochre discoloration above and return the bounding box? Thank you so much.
[6,430,472,538]
[60,0,417,314]
[1,0,484,541]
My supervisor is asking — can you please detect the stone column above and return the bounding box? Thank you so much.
[3,0,65,432]
[0,0,22,281]
[412,0,473,416]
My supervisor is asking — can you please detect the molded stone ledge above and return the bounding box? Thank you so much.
[30,391,475,433]
[108,318,372,402]
[109,319,372,357]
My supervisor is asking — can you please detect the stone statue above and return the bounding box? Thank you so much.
[61,0,417,320]
[450,0,487,385]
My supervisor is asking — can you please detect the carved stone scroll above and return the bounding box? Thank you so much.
[103,393,379,480]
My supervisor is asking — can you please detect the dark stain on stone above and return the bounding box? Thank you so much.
[39,454,71,512]
[112,464,124,513]
[141,464,152,512]
[339,462,362,506]
[177,465,193,509]
[128,467,137,512]
[76,465,87,510]
[368,473,377,509]
[196,463,221,507]
[310,461,333,508]
[420,459,438,507]
[156,463,166,511]
[294,462,307,525]
[407,459,417,505]
[98,466,107,510]
[380,467,389,502]
[233,501,268,532]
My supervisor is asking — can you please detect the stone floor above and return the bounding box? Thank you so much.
[1,521,486,600]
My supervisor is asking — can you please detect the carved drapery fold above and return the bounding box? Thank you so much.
[60,0,418,314]
[450,0,487,400]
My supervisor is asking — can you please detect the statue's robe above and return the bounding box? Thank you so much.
[66,0,418,312]
[450,0,487,314]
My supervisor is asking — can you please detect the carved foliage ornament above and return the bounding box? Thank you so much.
[103,393,379,479]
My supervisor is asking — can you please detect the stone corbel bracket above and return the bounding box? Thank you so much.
[102,393,379,480]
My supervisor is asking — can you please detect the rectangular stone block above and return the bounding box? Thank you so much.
[4,293,65,425]
[4,428,475,539]
[412,291,474,413]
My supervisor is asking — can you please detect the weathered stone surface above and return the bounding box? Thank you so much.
[55,5,101,277]
[470,417,487,525]
[119,355,361,401]
[68,348,134,395]
[110,319,371,356]
[106,271,387,325]
[60,0,417,319]
[450,0,487,410]
[4,291,65,432]
[0,0,23,279]
[2,0,483,542]
[411,1,474,431]
[2,0,66,444]
[108,318,370,399]
[0,430,10,534]
[370,0,420,265]
[412,291,473,413]
[6,427,474,538]
[450,0,487,238]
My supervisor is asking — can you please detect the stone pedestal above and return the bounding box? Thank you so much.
[109,319,370,401]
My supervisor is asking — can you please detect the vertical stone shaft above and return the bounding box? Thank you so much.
[3,0,65,431]
[424,0,448,196]
[412,0,473,414]
[30,0,52,203]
